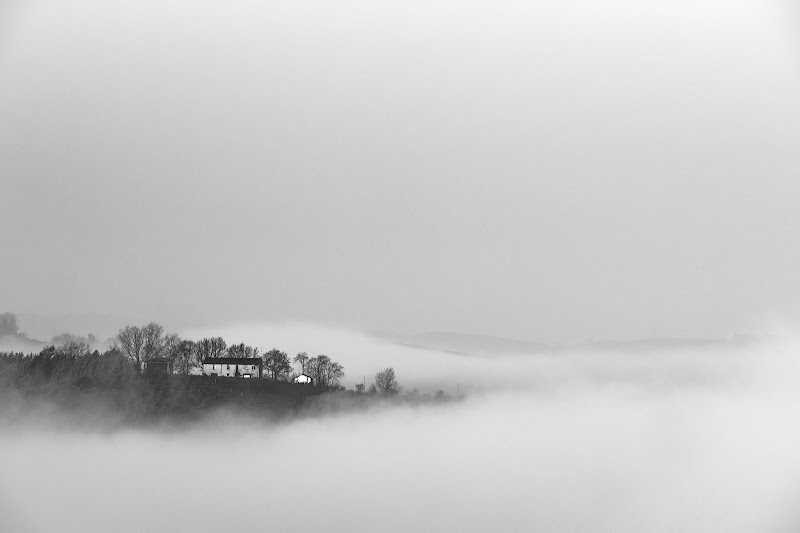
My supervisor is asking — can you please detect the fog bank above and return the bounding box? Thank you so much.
[182,322,763,394]
[3,328,800,531]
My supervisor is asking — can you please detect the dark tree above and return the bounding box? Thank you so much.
[116,325,145,368]
[51,333,90,346]
[162,333,183,361]
[141,323,167,360]
[196,337,227,362]
[307,355,345,388]
[293,352,309,373]
[375,367,400,395]
[264,349,292,381]
[227,343,260,359]
[57,340,90,358]
[116,323,177,370]
[227,343,243,358]
[173,340,198,375]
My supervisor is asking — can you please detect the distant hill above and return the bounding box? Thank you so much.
[582,338,722,352]
[0,312,122,354]
[17,312,139,341]
[0,334,47,354]
[580,336,759,353]
[370,331,552,357]
[0,332,114,355]
[371,330,755,357]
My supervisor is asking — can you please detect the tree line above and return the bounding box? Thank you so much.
[1,313,420,400]
[115,322,346,387]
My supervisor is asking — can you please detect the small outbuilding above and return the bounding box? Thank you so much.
[293,373,314,385]
[142,357,172,375]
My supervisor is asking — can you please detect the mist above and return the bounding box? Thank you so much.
[3,0,800,341]
[3,325,800,532]
[3,0,800,529]
[180,322,764,393]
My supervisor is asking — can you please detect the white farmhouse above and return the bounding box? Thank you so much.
[203,357,263,378]
[293,373,313,384]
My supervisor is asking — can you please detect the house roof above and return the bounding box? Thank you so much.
[203,357,263,365]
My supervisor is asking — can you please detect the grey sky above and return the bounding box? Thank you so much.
[1,0,799,341]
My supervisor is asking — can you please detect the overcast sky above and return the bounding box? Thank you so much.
[1,0,799,341]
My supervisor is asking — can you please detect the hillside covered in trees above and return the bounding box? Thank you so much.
[0,313,453,427]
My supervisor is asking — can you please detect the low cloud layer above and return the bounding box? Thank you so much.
[2,325,800,532]
[181,322,769,394]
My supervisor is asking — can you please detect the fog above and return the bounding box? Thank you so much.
[3,325,800,532]
[180,322,768,393]
[3,0,800,341]
[3,0,800,528]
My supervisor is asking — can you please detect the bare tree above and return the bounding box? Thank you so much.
[375,367,400,395]
[116,322,178,370]
[307,354,328,385]
[328,362,345,388]
[173,340,198,375]
[293,352,309,373]
[227,343,260,358]
[162,332,183,361]
[141,322,166,360]
[51,333,91,347]
[57,340,90,358]
[116,325,145,368]
[264,348,292,381]
[307,355,345,387]
[227,342,245,358]
[196,337,227,362]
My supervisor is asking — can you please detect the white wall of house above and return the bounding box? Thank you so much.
[203,363,261,378]
[294,374,313,384]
